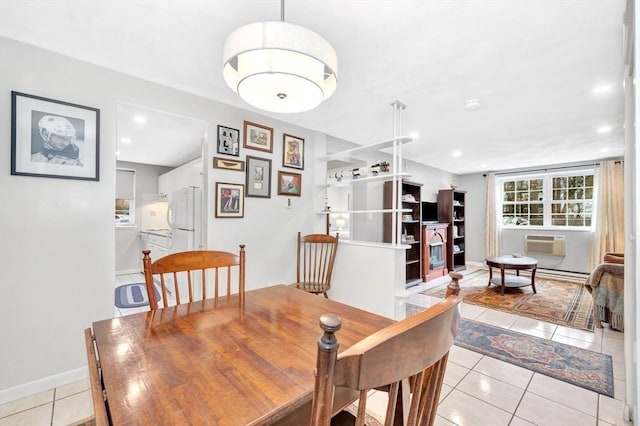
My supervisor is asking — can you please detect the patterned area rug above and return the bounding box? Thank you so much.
[454,319,614,397]
[421,269,594,331]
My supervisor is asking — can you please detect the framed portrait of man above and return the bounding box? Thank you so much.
[11,91,100,181]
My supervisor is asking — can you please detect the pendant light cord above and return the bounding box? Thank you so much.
[281,0,285,21]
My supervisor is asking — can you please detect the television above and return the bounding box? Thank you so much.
[422,201,439,223]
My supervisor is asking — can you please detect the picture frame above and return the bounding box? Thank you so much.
[243,120,273,153]
[277,171,302,196]
[215,182,244,218]
[213,156,245,171]
[11,91,100,181]
[245,156,272,198]
[282,134,304,170]
[217,125,240,157]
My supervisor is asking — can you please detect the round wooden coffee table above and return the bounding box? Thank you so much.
[485,255,538,295]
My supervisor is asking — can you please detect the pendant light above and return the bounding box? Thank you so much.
[222,0,338,113]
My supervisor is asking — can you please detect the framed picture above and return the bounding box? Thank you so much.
[215,182,244,218]
[213,156,245,171]
[282,134,304,170]
[11,91,100,181]
[243,120,273,153]
[245,156,272,198]
[217,125,240,156]
[277,171,302,196]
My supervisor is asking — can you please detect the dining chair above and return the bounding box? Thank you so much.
[84,328,110,426]
[294,232,339,298]
[310,277,462,426]
[142,246,246,310]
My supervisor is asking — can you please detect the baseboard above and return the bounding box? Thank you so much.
[0,367,88,405]
[116,268,142,275]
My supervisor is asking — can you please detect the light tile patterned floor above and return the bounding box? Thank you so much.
[0,273,631,426]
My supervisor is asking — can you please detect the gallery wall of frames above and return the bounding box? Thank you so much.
[212,120,304,218]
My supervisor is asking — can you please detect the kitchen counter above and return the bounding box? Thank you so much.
[140,230,172,264]
[140,229,171,237]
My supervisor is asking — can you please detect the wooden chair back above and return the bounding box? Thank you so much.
[310,283,462,426]
[84,328,110,426]
[142,246,245,310]
[295,232,339,298]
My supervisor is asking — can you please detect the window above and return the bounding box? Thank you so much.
[116,169,135,226]
[500,170,594,228]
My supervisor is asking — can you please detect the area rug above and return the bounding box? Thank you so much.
[454,319,614,397]
[114,283,159,309]
[421,269,594,331]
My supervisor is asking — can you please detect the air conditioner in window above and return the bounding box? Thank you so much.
[524,235,566,256]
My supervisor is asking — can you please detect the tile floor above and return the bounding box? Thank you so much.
[0,273,631,426]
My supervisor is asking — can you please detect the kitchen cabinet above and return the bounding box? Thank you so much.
[158,157,203,199]
[139,230,171,269]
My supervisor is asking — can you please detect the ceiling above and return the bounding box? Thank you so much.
[0,0,628,174]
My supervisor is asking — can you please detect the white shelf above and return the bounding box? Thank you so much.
[338,240,411,250]
[320,208,412,215]
[320,136,413,163]
[326,172,411,187]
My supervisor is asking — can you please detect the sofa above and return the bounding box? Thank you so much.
[585,252,624,332]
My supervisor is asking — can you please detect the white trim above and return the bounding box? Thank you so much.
[0,367,87,405]
[116,268,142,275]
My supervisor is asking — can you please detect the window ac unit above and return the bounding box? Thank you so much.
[524,235,566,256]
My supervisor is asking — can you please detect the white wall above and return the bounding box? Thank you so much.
[0,37,116,401]
[0,37,324,402]
[203,125,327,291]
[330,243,406,319]
[404,159,457,203]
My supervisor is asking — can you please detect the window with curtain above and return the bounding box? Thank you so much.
[116,168,135,226]
[499,169,595,228]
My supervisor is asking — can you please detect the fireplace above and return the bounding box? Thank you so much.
[423,223,448,282]
[430,242,444,269]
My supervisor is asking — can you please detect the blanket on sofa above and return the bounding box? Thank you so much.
[585,263,624,332]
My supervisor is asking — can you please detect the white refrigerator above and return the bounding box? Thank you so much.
[167,186,202,253]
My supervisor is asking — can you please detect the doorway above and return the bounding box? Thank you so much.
[114,102,208,276]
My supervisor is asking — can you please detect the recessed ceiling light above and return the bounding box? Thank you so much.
[452,150,462,157]
[409,132,419,139]
[464,98,481,110]
[600,147,611,153]
[592,84,613,95]
[133,115,147,124]
[480,163,487,169]
[597,125,612,134]
[115,150,121,156]
[121,137,132,144]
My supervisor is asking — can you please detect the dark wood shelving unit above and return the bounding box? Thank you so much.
[384,180,423,287]
[438,189,467,271]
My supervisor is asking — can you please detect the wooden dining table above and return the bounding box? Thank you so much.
[91,284,394,425]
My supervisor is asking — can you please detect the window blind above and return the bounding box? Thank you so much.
[116,169,135,199]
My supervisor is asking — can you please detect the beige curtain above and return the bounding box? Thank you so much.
[484,173,502,257]
[588,160,624,270]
